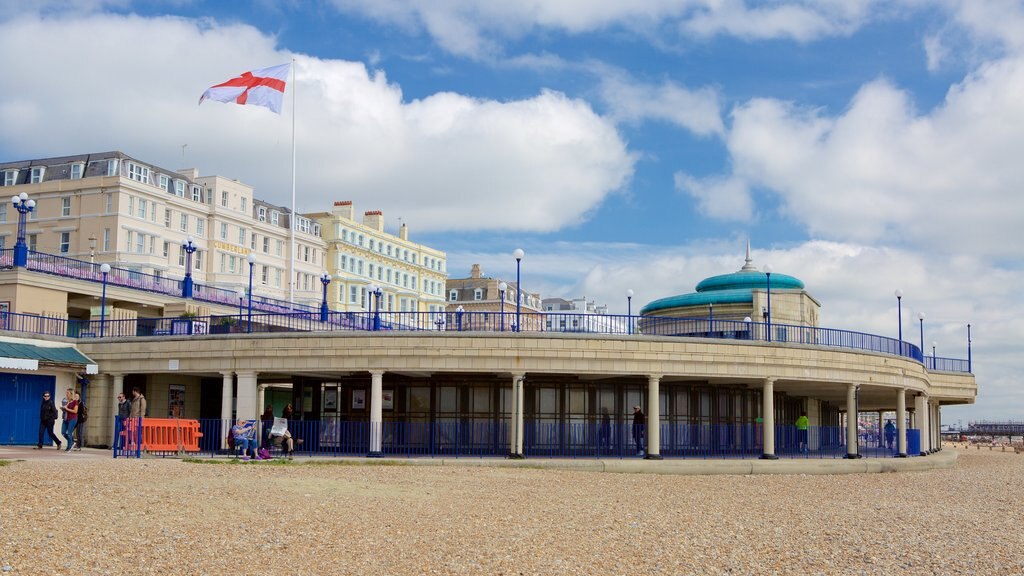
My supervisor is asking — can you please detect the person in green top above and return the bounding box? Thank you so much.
[796,412,809,453]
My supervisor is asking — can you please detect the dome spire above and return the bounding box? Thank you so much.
[740,238,758,271]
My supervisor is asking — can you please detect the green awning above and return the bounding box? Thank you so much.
[0,341,98,373]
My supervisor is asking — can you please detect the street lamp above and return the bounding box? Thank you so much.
[247,253,256,333]
[763,264,773,343]
[99,263,111,337]
[967,324,972,373]
[369,284,382,331]
[182,236,197,298]
[744,316,752,340]
[236,288,245,328]
[708,302,714,336]
[626,289,634,335]
[917,312,925,362]
[894,289,903,342]
[11,192,36,267]
[513,248,524,332]
[498,282,507,332]
[320,272,331,322]
[88,235,97,266]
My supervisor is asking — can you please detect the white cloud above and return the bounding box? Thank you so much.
[715,56,1024,259]
[923,34,948,71]
[679,0,876,42]
[0,12,634,233]
[598,72,724,136]
[674,172,753,220]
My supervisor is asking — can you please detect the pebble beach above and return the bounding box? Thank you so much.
[1,447,1021,575]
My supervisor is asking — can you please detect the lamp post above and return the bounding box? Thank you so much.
[744,316,752,340]
[763,264,773,343]
[894,289,903,342]
[626,289,634,335]
[11,192,36,267]
[247,253,256,333]
[236,288,245,328]
[320,272,331,322]
[88,235,97,267]
[708,302,714,336]
[932,341,937,370]
[513,248,524,332]
[99,263,111,337]
[967,324,972,373]
[182,236,197,298]
[456,305,464,331]
[918,312,925,362]
[369,284,382,331]
[498,282,507,332]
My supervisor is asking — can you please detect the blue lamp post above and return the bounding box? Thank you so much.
[181,236,197,298]
[763,264,773,342]
[918,312,925,362]
[894,289,903,342]
[932,341,937,370]
[708,302,714,336]
[967,324,972,373]
[498,282,507,332]
[247,253,256,333]
[11,192,36,267]
[99,263,111,337]
[369,284,382,331]
[626,289,633,335]
[513,248,524,332]
[236,288,245,328]
[320,272,331,322]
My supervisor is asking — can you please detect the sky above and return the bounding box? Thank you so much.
[1,0,1021,424]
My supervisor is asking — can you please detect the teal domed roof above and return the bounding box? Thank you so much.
[640,246,805,315]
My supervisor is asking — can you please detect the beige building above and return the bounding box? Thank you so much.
[308,201,448,315]
[445,264,542,331]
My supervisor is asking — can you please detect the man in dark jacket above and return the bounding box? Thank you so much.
[36,391,61,449]
[632,405,645,456]
[113,391,132,452]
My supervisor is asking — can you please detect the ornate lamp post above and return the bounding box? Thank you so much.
[181,236,197,298]
[247,253,256,333]
[894,289,903,342]
[320,272,331,322]
[626,289,634,335]
[11,192,36,267]
[369,284,382,331]
[513,248,524,332]
[744,316,752,340]
[99,263,111,337]
[763,264,773,343]
[498,282,507,332]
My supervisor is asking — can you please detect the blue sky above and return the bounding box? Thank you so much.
[2,0,1022,423]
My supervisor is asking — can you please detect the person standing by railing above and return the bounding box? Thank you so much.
[113,392,131,453]
[796,411,809,454]
[632,405,645,457]
[127,387,147,452]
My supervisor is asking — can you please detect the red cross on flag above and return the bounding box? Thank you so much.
[199,63,290,114]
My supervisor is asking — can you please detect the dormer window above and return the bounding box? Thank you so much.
[70,163,84,180]
[2,169,16,186]
[106,159,119,176]
[126,161,149,183]
[174,180,185,197]
[258,206,267,221]
[158,174,170,192]
[449,289,458,302]
[30,166,45,183]
[271,210,279,225]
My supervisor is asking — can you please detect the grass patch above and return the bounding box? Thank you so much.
[0,459,14,467]
[300,459,411,467]
[183,457,295,466]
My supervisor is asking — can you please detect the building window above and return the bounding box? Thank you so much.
[28,234,37,251]
[238,227,245,245]
[137,198,147,219]
[228,255,236,274]
[136,233,145,254]
[240,197,247,213]
[0,203,6,222]
[194,250,203,271]
[262,237,269,253]
[180,214,188,232]
[350,285,358,304]
[105,194,113,213]
[276,240,283,256]
[271,211,279,225]
[28,166,44,183]
[220,223,228,240]
[221,191,228,207]
[158,174,170,192]
[59,232,70,253]
[474,288,483,300]
[103,228,110,251]
[258,206,267,221]
[196,219,205,237]
[127,196,134,216]
[126,162,149,183]
[61,197,71,217]
[250,233,257,250]
[163,241,169,258]
[449,290,458,302]
[261,265,268,285]
[274,269,282,287]
[191,185,202,202]
[165,209,172,228]
[3,169,18,186]
[70,163,83,180]
[174,180,185,197]
[126,230,133,252]
[106,159,119,176]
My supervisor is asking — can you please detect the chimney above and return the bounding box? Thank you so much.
[470,264,482,279]
[333,200,354,220]
[176,168,199,180]
[363,210,384,232]
[399,223,408,241]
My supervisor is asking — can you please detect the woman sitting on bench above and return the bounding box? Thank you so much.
[269,417,295,459]
[230,419,261,460]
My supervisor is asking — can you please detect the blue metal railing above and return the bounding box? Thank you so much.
[112,418,912,459]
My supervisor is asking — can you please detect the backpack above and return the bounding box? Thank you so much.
[79,402,89,422]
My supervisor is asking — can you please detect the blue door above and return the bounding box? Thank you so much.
[0,373,57,445]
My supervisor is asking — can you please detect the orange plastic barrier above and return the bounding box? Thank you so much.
[137,418,204,453]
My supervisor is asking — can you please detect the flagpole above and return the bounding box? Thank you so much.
[289,57,296,307]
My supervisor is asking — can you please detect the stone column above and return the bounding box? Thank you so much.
[368,370,383,457]
[845,384,861,459]
[221,372,233,450]
[508,374,525,458]
[258,384,267,415]
[896,388,907,457]
[933,402,941,452]
[645,375,663,460]
[236,371,259,421]
[760,378,777,459]
[914,394,928,456]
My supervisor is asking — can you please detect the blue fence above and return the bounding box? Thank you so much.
[113,418,911,460]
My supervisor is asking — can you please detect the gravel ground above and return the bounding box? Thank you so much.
[1,447,1022,575]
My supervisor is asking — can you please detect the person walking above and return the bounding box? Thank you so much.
[63,393,80,452]
[796,411,809,454]
[632,405,645,457]
[59,388,73,447]
[113,391,132,453]
[36,391,61,450]
[73,392,87,450]
[884,419,897,451]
